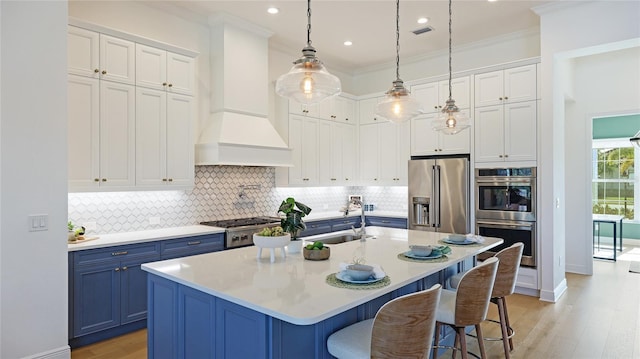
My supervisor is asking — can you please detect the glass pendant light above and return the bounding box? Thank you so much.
[631,130,640,148]
[275,0,341,104]
[375,0,422,124]
[432,0,470,135]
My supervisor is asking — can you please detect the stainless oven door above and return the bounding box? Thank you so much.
[476,220,536,267]
[475,179,536,221]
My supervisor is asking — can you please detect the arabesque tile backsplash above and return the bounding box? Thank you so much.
[68,166,408,234]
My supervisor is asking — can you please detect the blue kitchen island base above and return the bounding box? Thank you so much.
[148,272,455,359]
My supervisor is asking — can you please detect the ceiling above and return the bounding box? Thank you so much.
[163,0,554,74]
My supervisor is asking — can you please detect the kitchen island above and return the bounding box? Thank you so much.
[141,227,502,358]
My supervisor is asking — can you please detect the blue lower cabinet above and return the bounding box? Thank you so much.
[330,217,360,232]
[69,233,225,348]
[300,220,332,236]
[365,216,408,229]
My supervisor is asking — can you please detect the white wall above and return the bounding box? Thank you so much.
[0,1,70,358]
[564,47,640,274]
[534,0,640,301]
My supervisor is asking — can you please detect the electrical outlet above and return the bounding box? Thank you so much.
[149,217,160,225]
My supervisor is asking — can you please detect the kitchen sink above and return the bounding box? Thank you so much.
[307,234,374,244]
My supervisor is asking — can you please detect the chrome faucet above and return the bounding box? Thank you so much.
[347,198,366,239]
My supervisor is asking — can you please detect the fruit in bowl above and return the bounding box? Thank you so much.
[345,264,374,281]
[303,241,330,260]
[257,226,285,237]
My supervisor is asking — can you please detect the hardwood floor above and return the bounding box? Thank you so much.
[71,256,640,359]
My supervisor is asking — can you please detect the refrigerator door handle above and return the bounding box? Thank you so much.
[434,165,441,228]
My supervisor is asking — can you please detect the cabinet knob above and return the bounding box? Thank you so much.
[434,106,438,110]
[94,69,99,73]
[373,118,377,121]
[101,70,107,75]
[162,178,167,182]
[345,178,349,181]
[94,178,100,182]
[168,83,173,88]
[162,82,167,86]
[114,268,120,272]
[102,178,107,182]
[331,178,336,181]
[168,178,173,182]
[122,266,128,271]
[504,96,508,100]
[504,154,509,158]
[499,155,503,158]
[374,178,378,181]
[345,118,349,121]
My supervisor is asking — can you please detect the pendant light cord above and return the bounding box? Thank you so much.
[448,0,453,100]
[307,0,312,46]
[395,0,400,81]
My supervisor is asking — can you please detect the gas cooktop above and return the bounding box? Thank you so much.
[200,217,280,229]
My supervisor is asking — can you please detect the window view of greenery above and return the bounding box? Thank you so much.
[592,142,635,220]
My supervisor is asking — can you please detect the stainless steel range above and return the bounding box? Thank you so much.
[200,217,280,249]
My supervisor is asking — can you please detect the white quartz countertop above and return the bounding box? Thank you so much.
[67,225,225,252]
[142,227,502,325]
[304,210,407,222]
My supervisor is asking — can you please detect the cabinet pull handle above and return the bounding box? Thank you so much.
[114,268,120,272]
[162,178,167,182]
[162,82,167,86]
[94,178,100,182]
[94,69,99,73]
[382,220,390,223]
[102,178,107,182]
[122,266,128,271]
[101,70,107,75]
[331,178,336,181]
[168,178,173,182]
[168,83,173,87]
[188,241,201,245]
[112,251,128,256]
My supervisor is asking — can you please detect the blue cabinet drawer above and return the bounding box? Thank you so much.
[74,242,161,266]
[365,216,408,229]
[161,234,224,259]
[331,217,360,232]
[300,220,332,236]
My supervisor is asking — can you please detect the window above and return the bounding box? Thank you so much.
[592,138,638,220]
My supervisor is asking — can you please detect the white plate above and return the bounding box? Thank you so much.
[335,271,385,284]
[403,251,444,260]
[443,237,475,245]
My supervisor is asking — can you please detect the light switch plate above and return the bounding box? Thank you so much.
[28,214,48,232]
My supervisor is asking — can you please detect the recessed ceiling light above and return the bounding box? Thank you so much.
[417,17,429,24]
[267,7,279,14]
[343,40,353,46]
[488,0,497,2]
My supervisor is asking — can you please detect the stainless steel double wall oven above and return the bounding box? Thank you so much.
[475,167,537,267]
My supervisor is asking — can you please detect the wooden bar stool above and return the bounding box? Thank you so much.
[433,257,499,359]
[327,283,442,359]
[449,243,524,359]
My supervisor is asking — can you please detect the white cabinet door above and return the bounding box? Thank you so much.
[411,113,440,156]
[474,105,505,163]
[378,122,399,184]
[68,75,100,189]
[413,82,440,114]
[135,44,167,91]
[136,88,167,187]
[99,35,135,85]
[334,96,356,124]
[358,124,379,184]
[288,116,319,185]
[474,70,504,107]
[318,121,333,184]
[504,65,536,104]
[289,101,319,118]
[68,26,99,78]
[340,123,357,185]
[167,52,195,95]
[439,126,471,155]
[99,81,136,187]
[504,101,537,162]
[166,94,194,186]
[396,121,410,185]
[358,97,383,124]
[439,77,471,109]
[318,97,335,121]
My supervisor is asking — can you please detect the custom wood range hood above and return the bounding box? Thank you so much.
[195,14,293,167]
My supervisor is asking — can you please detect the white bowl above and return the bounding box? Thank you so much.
[448,234,467,243]
[345,264,374,281]
[409,245,432,256]
[253,233,291,248]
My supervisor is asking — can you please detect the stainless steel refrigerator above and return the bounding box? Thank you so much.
[408,156,469,234]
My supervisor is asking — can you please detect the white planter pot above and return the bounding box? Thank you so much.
[287,240,303,254]
[254,233,291,263]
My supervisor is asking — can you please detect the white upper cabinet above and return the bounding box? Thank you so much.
[411,110,471,156]
[136,44,195,95]
[68,75,100,190]
[474,101,537,164]
[319,96,357,124]
[68,26,135,85]
[474,64,536,107]
[318,121,356,185]
[288,115,319,186]
[289,101,320,118]
[358,121,409,186]
[136,88,194,188]
[358,96,384,125]
[412,77,470,114]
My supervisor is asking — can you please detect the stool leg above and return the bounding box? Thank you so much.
[458,327,468,359]
[502,298,514,351]
[475,324,487,359]
[496,297,511,359]
[453,328,460,359]
[433,322,441,359]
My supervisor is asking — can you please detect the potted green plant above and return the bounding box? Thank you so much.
[278,197,312,253]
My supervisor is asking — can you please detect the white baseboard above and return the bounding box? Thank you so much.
[565,263,590,274]
[22,346,70,359]
[514,286,539,297]
[539,278,568,302]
